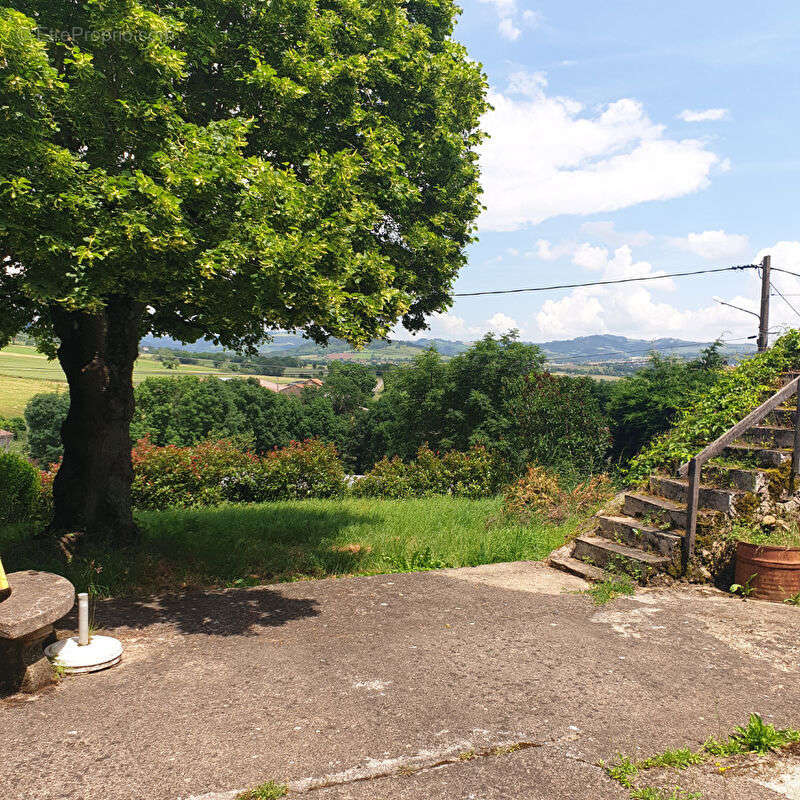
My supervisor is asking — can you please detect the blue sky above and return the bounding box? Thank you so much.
[397,0,800,344]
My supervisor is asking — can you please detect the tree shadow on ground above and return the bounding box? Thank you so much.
[61,584,320,637]
[7,504,384,635]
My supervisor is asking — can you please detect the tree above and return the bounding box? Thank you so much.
[508,372,610,477]
[607,343,725,462]
[323,362,376,415]
[24,392,70,465]
[0,2,487,540]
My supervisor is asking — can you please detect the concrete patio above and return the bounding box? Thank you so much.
[2,561,800,800]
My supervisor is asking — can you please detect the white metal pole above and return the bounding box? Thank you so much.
[78,592,90,646]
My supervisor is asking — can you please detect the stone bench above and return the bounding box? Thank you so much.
[0,571,75,694]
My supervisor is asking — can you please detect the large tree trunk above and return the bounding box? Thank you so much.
[49,297,144,543]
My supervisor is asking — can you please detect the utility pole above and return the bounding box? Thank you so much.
[757,255,771,352]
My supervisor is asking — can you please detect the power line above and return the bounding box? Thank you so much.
[770,280,800,319]
[452,264,757,297]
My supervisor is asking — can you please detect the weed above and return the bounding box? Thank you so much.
[605,754,638,788]
[725,713,799,754]
[235,781,288,800]
[458,749,476,761]
[784,592,800,606]
[585,574,636,605]
[729,574,757,600]
[629,789,702,800]
[637,748,704,771]
[607,715,800,799]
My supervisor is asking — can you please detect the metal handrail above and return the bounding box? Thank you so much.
[677,374,800,570]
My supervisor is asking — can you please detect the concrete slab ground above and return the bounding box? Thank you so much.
[2,560,800,800]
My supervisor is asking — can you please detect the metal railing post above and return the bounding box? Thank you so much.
[683,457,700,572]
[793,382,800,494]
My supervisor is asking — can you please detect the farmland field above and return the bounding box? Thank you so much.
[0,344,292,417]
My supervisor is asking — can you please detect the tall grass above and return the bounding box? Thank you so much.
[0,497,575,597]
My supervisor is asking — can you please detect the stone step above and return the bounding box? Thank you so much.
[742,425,795,449]
[703,463,768,493]
[623,492,688,530]
[572,535,670,581]
[649,476,739,513]
[595,514,683,559]
[549,554,606,582]
[723,443,791,467]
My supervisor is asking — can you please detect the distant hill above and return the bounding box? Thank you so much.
[142,332,755,369]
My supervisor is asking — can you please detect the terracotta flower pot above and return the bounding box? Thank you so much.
[735,541,800,602]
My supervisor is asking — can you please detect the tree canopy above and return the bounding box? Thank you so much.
[0,0,488,350]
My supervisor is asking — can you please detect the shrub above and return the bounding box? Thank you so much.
[0,451,41,525]
[130,437,347,510]
[503,466,614,524]
[0,415,26,440]
[628,329,800,482]
[353,445,503,499]
[131,438,256,510]
[222,440,347,503]
[24,392,70,464]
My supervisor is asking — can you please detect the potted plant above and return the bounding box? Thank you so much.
[732,519,800,602]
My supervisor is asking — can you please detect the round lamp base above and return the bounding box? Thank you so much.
[45,635,123,674]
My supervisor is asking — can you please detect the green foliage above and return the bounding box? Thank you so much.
[584,574,636,605]
[23,392,69,464]
[606,755,639,788]
[236,782,288,800]
[703,714,800,756]
[629,789,701,800]
[130,437,346,510]
[728,520,800,548]
[353,445,503,499]
[131,438,256,510]
[1,496,576,596]
[222,440,347,503]
[636,748,705,770]
[628,330,800,482]
[606,714,800,800]
[322,362,376,415]
[0,451,40,524]
[508,372,610,475]
[0,0,487,351]
[0,415,25,439]
[607,343,725,462]
[355,332,611,475]
[503,466,614,524]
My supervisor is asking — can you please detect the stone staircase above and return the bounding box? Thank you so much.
[550,372,799,584]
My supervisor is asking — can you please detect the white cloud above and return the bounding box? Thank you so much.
[579,221,654,248]
[670,230,749,260]
[479,1,541,41]
[531,245,750,341]
[522,9,543,27]
[497,16,521,40]
[486,312,520,334]
[572,243,608,271]
[479,73,723,232]
[678,108,730,122]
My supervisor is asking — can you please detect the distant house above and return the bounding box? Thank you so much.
[279,378,324,398]
[256,379,283,393]
[0,430,13,451]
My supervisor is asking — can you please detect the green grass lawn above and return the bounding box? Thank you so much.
[0,497,575,597]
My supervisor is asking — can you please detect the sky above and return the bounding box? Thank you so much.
[396,0,800,345]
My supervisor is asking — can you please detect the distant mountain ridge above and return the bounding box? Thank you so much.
[142,332,754,364]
